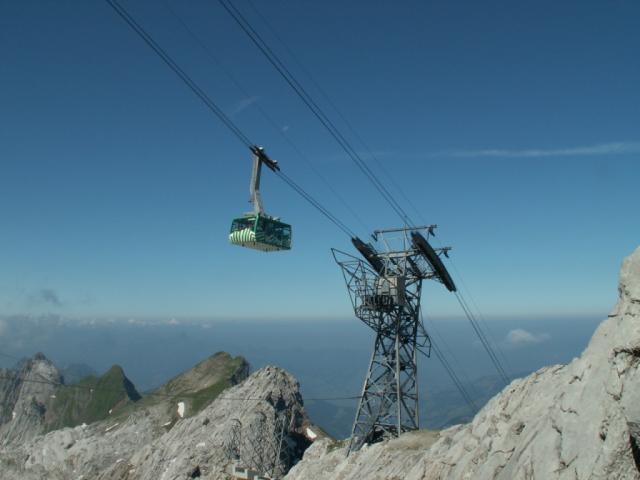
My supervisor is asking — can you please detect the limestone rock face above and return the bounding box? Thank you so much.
[284,246,640,480]
[0,353,61,447]
[0,365,308,480]
[99,365,309,480]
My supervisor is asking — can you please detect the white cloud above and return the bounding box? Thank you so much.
[440,141,640,159]
[231,96,259,116]
[504,328,550,347]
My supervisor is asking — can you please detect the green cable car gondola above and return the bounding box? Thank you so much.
[229,146,292,252]
[229,213,291,252]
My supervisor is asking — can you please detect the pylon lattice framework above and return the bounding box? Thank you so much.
[333,225,456,454]
[224,412,292,479]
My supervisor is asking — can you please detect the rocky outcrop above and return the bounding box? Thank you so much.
[0,353,61,446]
[0,361,308,480]
[284,246,640,480]
[149,351,250,418]
[0,354,144,443]
[98,366,309,480]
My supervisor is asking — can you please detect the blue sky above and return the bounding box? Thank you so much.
[1,0,639,320]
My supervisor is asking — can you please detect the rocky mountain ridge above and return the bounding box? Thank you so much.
[0,352,61,446]
[0,351,310,479]
[0,353,145,445]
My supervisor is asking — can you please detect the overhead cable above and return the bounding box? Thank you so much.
[419,310,478,414]
[454,292,511,385]
[430,343,478,414]
[104,0,354,239]
[0,371,360,403]
[158,0,367,237]
[217,0,415,227]
[275,170,356,238]
[426,231,513,386]
[421,312,481,399]
[445,257,513,379]
[106,0,253,149]
[244,0,426,226]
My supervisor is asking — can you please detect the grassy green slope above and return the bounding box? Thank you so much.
[46,365,141,431]
[109,352,249,427]
[145,352,249,418]
[45,352,248,431]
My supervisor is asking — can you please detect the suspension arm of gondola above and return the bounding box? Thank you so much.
[249,146,278,215]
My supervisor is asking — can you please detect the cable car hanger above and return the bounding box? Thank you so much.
[228,147,292,252]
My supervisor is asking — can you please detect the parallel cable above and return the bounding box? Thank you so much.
[217,0,415,227]
[244,0,427,225]
[0,371,360,403]
[427,232,513,385]
[421,312,481,400]
[105,0,355,239]
[430,343,478,414]
[0,352,19,361]
[106,0,252,149]
[454,291,510,386]
[275,170,356,238]
[159,0,370,236]
[419,310,477,414]
[446,259,513,379]
[0,351,360,402]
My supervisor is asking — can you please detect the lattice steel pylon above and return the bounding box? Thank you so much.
[332,225,456,454]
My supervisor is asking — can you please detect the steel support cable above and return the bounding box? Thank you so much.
[454,291,504,380]
[159,0,371,236]
[0,352,19,361]
[244,0,426,228]
[444,258,513,379]
[421,312,482,400]
[105,0,356,240]
[275,170,356,238]
[430,342,478,415]
[427,232,514,384]
[456,292,510,383]
[0,371,360,403]
[217,0,415,227]
[454,291,510,385]
[419,310,478,414]
[105,0,252,149]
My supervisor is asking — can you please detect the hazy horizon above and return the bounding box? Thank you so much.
[0,311,605,437]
